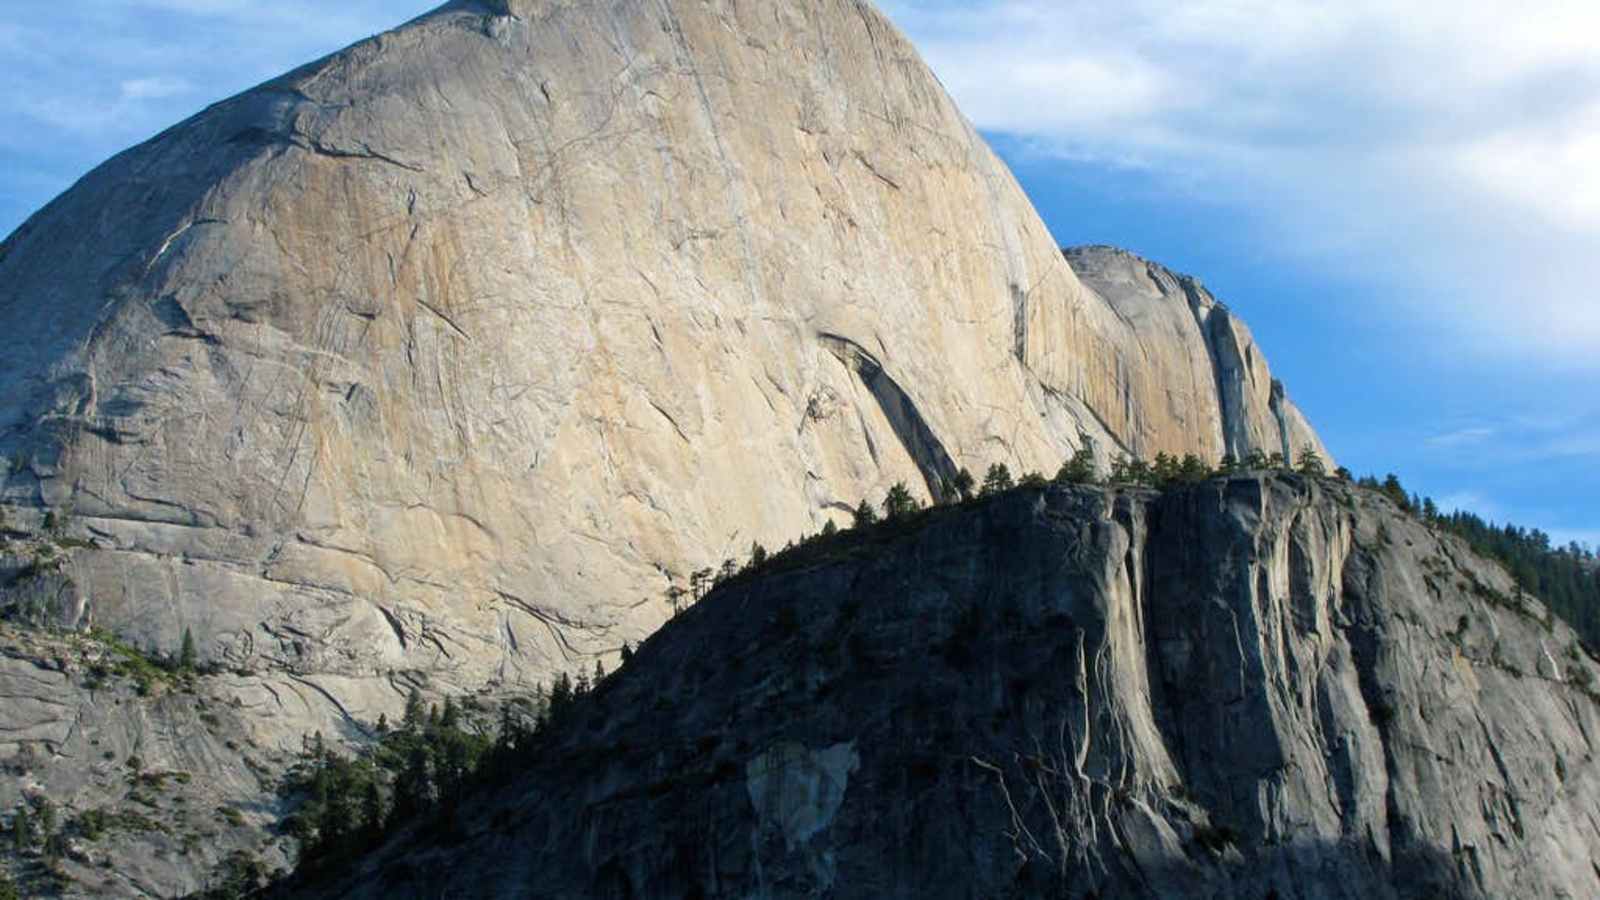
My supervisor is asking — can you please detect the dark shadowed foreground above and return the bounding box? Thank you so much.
[279,475,1600,899]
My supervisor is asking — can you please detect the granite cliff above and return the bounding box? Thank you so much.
[279,475,1600,899]
[0,1,1347,894]
[0,0,1323,710]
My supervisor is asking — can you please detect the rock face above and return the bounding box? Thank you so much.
[0,527,518,898]
[1064,246,1328,464]
[285,476,1600,900]
[0,1,1323,705]
[0,621,300,897]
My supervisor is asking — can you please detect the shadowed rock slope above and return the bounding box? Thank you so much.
[0,619,301,898]
[283,476,1600,899]
[0,0,1324,710]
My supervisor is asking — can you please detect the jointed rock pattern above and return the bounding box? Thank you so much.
[0,0,1321,702]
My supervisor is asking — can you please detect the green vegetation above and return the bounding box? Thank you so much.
[278,687,541,875]
[10,805,31,853]
[980,463,1014,496]
[646,441,1596,657]
[648,444,1334,614]
[951,468,976,501]
[1296,447,1326,476]
[882,482,919,521]
[1432,509,1598,649]
[852,499,878,529]
[249,438,1598,891]
[1345,470,1599,649]
[194,850,271,900]
[180,627,198,672]
[66,807,167,840]
[86,629,184,696]
[1055,444,1096,485]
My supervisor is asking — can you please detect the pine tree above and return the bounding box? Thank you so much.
[549,672,574,719]
[852,499,878,529]
[952,468,976,501]
[1128,458,1155,486]
[981,463,1014,496]
[361,778,385,841]
[1381,474,1411,511]
[1109,456,1133,484]
[821,519,839,538]
[402,687,425,733]
[35,798,54,837]
[749,541,768,567]
[619,642,635,665]
[1178,453,1210,483]
[11,803,32,852]
[392,743,433,821]
[1152,452,1179,486]
[1295,447,1325,476]
[1055,445,1096,484]
[882,482,918,521]
[690,568,714,602]
[42,831,65,863]
[179,627,197,672]
[496,702,519,755]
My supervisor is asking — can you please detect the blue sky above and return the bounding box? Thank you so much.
[2,1,1596,548]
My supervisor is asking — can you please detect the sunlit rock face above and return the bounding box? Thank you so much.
[0,0,1322,704]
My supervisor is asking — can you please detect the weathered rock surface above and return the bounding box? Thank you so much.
[0,531,468,897]
[284,476,1600,899]
[0,539,532,900]
[1064,246,1328,464]
[0,622,299,897]
[0,0,1325,705]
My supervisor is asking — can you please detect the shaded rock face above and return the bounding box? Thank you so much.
[0,624,303,897]
[290,477,1600,899]
[0,0,1322,704]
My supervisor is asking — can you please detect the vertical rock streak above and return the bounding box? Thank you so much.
[296,480,1600,898]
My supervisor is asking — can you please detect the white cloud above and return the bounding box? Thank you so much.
[1426,427,1496,449]
[1420,412,1600,474]
[0,1,434,232]
[0,1,428,137]
[1549,529,1600,552]
[881,0,1600,371]
[1437,491,1500,519]
[119,76,193,101]
[6,0,1600,376]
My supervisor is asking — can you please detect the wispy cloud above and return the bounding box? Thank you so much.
[120,76,193,101]
[0,1,433,231]
[1549,529,1600,552]
[881,0,1600,371]
[1426,427,1497,449]
[1437,491,1501,520]
[1422,412,1600,465]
